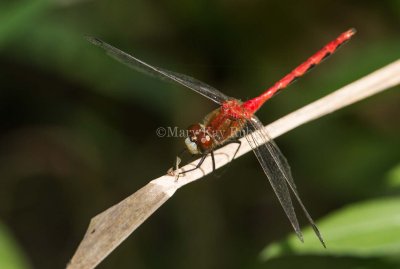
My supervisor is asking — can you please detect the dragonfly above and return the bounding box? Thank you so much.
[87,28,356,247]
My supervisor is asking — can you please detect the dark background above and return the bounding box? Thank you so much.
[0,0,399,268]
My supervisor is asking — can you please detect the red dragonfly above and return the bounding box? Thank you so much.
[87,28,356,247]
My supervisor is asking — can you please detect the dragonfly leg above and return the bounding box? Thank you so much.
[212,140,242,178]
[230,140,242,160]
[178,153,208,176]
[211,151,216,171]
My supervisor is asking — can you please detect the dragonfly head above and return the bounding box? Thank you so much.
[185,123,212,155]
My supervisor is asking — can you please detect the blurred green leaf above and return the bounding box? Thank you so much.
[0,221,31,269]
[387,164,400,188]
[0,0,51,46]
[8,19,176,115]
[257,255,400,269]
[261,197,400,260]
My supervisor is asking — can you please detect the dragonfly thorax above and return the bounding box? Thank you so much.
[184,103,249,156]
[221,99,252,119]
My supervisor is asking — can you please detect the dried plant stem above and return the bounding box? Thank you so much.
[67,59,400,269]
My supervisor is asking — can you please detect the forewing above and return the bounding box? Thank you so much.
[246,116,325,247]
[87,37,230,104]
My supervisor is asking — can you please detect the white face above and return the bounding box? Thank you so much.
[185,137,200,155]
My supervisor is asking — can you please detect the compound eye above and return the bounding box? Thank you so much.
[190,134,197,142]
[187,124,202,137]
[185,137,200,155]
[199,133,212,149]
[201,134,209,143]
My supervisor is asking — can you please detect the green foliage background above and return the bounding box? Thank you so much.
[0,0,399,268]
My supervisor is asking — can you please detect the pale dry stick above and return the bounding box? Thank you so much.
[67,59,400,269]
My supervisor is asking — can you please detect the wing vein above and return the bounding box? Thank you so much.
[246,116,325,247]
[86,36,231,104]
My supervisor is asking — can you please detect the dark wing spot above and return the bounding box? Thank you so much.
[290,76,299,84]
[306,63,316,73]
[321,52,332,62]
[336,39,349,49]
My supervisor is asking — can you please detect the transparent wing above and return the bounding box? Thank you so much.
[246,116,325,247]
[87,36,231,104]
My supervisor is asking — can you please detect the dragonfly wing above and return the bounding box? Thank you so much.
[246,116,325,247]
[245,119,302,242]
[87,37,231,104]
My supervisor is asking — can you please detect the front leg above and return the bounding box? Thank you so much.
[178,153,208,176]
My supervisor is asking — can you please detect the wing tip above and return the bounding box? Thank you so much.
[85,35,103,46]
[295,231,304,243]
[295,225,326,248]
[310,223,327,248]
